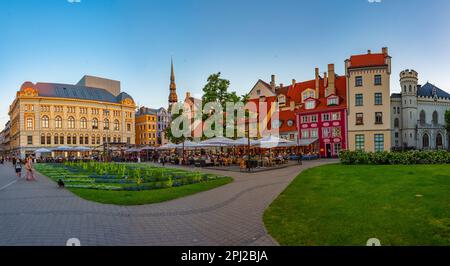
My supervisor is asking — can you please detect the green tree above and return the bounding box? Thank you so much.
[445,109,450,150]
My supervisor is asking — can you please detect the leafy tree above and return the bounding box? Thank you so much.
[445,109,450,150]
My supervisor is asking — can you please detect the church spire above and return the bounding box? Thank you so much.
[168,57,178,111]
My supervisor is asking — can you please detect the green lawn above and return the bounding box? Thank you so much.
[264,164,450,246]
[69,177,232,205]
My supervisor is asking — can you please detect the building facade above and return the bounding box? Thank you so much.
[391,70,450,150]
[297,64,348,158]
[345,47,392,152]
[157,107,171,145]
[9,76,136,158]
[135,107,158,146]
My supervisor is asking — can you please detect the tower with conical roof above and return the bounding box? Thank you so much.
[168,58,178,112]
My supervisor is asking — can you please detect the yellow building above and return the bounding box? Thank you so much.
[345,48,392,152]
[9,75,136,158]
[135,107,158,146]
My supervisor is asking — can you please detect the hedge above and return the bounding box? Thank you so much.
[339,150,450,165]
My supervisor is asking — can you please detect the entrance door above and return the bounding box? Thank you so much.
[326,144,332,158]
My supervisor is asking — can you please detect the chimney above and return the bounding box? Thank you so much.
[327,63,336,96]
[292,79,296,87]
[367,49,372,54]
[315,67,319,99]
[270,75,276,90]
[186,92,191,99]
[323,72,328,88]
[290,101,295,111]
[382,47,388,56]
[279,83,284,89]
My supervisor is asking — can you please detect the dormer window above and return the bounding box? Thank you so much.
[302,90,315,102]
[305,100,315,110]
[278,95,286,106]
[257,89,261,95]
[327,96,339,106]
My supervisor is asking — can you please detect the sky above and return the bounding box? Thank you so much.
[1,0,450,128]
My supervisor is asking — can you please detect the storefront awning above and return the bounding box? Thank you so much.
[297,138,319,146]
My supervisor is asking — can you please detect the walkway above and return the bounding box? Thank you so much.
[0,160,336,246]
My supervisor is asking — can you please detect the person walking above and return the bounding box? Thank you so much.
[25,156,36,181]
[14,158,22,179]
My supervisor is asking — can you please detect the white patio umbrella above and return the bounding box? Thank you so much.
[125,148,141,153]
[233,137,260,146]
[200,136,235,147]
[179,140,201,149]
[53,146,73,151]
[258,135,294,149]
[72,146,92,151]
[141,146,156,151]
[35,148,52,153]
[158,143,178,150]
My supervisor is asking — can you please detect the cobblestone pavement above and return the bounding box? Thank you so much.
[0,160,337,246]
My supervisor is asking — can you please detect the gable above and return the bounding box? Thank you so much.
[248,80,276,100]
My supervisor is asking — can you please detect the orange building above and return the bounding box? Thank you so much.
[135,107,158,146]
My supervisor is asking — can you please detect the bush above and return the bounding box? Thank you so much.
[340,150,450,165]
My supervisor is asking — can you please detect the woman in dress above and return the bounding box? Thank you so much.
[25,156,37,181]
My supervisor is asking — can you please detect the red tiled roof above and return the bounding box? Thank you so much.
[348,53,386,68]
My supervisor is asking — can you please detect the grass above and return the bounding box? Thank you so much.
[263,164,450,246]
[69,177,232,205]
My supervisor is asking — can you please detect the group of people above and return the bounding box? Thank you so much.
[2,156,37,181]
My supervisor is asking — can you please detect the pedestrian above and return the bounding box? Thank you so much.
[25,156,37,181]
[15,159,22,178]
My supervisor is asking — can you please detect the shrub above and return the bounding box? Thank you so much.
[340,150,450,165]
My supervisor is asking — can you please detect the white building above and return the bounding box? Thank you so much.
[391,70,450,150]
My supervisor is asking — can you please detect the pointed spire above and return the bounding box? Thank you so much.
[168,57,178,109]
[170,57,175,83]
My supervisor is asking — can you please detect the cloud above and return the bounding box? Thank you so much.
[368,0,382,3]
[67,0,81,3]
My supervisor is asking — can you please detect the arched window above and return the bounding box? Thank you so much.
[72,134,77,145]
[67,134,72,145]
[55,116,62,129]
[41,116,49,128]
[436,133,443,148]
[394,118,399,128]
[419,110,426,124]
[403,85,406,92]
[26,117,34,130]
[432,111,438,124]
[85,135,89,145]
[41,134,46,145]
[47,134,51,145]
[54,133,59,145]
[92,118,99,129]
[114,120,120,131]
[60,134,64,145]
[92,135,96,145]
[104,119,110,130]
[409,85,412,93]
[80,117,87,129]
[422,133,430,149]
[68,116,75,129]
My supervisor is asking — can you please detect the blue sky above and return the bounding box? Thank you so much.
[1,0,450,127]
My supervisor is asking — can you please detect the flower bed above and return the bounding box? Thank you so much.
[35,162,229,191]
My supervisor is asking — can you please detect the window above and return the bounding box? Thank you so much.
[311,115,318,123]
[41,134,46,145]
[85,135,89,145]
[374,134,384,152]
[41,116,49,128]
[27,136,33,145]
[322,113,330,121]
[332,127,341,138]
[67,135,72,145]
[327,97,338,106]
[278,95,286,106]
[394,118,399,128]
[26,118,33,130]
[432,111,438,124]
[322,128,330,138]
[68,117,75,129]
[127,123,131,132]
[114,120,120,131]
[301,130,309,139]
[355,135,365,151]
[302,90,315,101]
[333,143,342,155]
[80,117,87,129]
[80,136,84,145]
[256,90,261,95]
[60,135,64,145]
[374,93,382,105]
[104,119,110,130]
[47,134,51,145]
[72,135,77,145]
[55,116,62,128]
[375,112,383,124]
[92,118,99,129]
[356,113,364,125]
[419,110,426,124]
[422,133,430,149]
[332,112,340,121]
[305,100,315,110]
[355,76,363,87]
[374,75,382,86]
[310,129,318,138]
[127,137,131,144]
[436,133,443,148]
[302,116,309,123]
[92,135,96,145]
[54,134,59,145]
[355,94,363,106]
